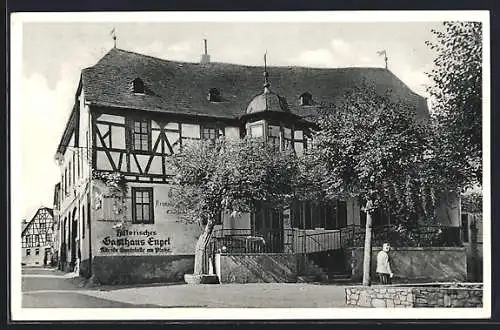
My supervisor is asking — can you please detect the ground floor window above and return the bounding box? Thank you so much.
[291,200,347,230]
[132,187,154,224]
[35,248,40,255]
[26,249,30,256]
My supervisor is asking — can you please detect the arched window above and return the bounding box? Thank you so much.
[207,88,222,102]
[299,92,313,106]
[132,78,145,94]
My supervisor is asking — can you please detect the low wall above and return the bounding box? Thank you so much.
[91,255,194,285]
[345,283,483,308]
[346,247,467,282]
[465,242,483,281]
[215,253,298,283]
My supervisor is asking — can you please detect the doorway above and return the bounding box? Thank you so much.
[252,203,284,252]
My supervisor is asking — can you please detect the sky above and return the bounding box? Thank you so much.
[16,19,444,222]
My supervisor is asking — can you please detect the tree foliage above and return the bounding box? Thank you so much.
[165,137,300,275]
[167,138,300,226]
[303,86,435,223]
[426,21,482,188]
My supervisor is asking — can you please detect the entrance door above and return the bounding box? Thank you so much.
[252,204,284,253]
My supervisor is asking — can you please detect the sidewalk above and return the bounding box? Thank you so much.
[82,282,348,308]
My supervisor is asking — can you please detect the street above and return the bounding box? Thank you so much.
[22,267,348,308]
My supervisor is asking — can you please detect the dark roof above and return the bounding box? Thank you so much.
[81,48,430,121]
[246,90,290,114]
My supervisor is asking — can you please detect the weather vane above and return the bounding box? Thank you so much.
[110,27,117,48]
[377,49,388,69]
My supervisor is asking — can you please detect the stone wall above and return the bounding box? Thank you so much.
[345,283,483,308]
[346,247,467,282]
[215,253,297,283]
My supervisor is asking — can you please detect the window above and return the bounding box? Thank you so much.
[300,92,313,106]
[132,187,154,224]
[68,162,72,188]
[461,214,469,243]
[64,169,68,195]
[40,222,46,231]
[82,206,86,239]
[207,88,222,102]
[249,124,264,138]
[132,119,150,151]
[72,152,76,184]
[268,125,281,149]
[34,234,40,246]
[201,126,218,141]
[77,150,81,178]
[46,233,51,242]
[26,249,30,256]
[35,248,40,255]
[132,78,145,94]
[291,200,347,230]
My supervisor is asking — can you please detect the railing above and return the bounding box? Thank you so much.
[202,224,464,272]
[340,224,464,247]
[210,229,292,254]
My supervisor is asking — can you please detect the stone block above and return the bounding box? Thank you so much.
[386,300,395,308]
[371,298,387,308]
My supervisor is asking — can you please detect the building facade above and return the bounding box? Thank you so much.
[53,46,463,284]
[21,207,55,267]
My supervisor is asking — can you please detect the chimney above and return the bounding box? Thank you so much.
[200,39,211,65]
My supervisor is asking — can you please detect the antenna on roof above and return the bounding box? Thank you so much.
[110,27,117,48]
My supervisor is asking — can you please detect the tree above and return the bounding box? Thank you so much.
[304,86,433,285]
[166,138,299,276]
[426,21,482,189]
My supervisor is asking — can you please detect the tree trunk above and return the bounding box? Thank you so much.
[193,220,216,276]
[362,200,374,286]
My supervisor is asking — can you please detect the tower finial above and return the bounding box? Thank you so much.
[110,27,117,48]
[263,50,270,92]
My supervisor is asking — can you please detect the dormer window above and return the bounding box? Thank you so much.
[132,78,145,94]
[207,88,222,102]
[300,92,313,106]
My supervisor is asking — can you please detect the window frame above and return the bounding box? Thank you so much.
[132,78,145,94]
[200,125,219,142]
[26,249,31,256]
[300,92,313,106]
[130,118,151,152]
[132,187,154,224]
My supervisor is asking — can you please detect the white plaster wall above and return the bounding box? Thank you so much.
[90,181,202,257]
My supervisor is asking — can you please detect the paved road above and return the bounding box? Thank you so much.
[22,268,163,308]
[22,267,348,308]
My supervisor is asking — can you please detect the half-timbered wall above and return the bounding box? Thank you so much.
[93,110,241,182]
[21,208,55,266]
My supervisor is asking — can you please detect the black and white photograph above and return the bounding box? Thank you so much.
[10,11,490,320]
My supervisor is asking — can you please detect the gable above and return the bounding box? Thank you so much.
[21,207,54,237]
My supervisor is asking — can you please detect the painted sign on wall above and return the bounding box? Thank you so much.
[99,228,172,254]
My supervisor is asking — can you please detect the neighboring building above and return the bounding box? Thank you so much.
[54,45,463,284]
[21,207,55,267]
